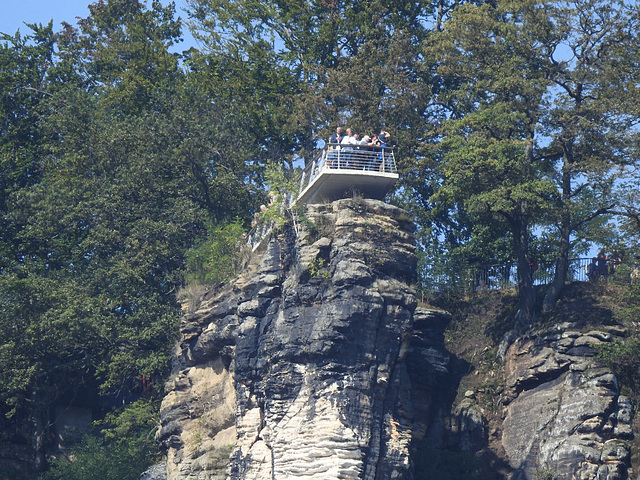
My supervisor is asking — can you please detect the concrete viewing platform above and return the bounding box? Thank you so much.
[295,144,398,205]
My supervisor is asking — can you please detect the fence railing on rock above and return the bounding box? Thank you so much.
[296,144,398,205]
[422,257,595,294]
[299,143,398,193]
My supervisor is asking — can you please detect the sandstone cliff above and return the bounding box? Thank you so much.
[158,198,428,479]
[501,325,633,480]
[423,286,637,480]
[156,199,636,480]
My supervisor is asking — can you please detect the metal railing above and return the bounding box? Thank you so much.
[421,257,603,294]
[299,143,397,194]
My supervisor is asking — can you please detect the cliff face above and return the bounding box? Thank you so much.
[501,325,633,480]
[420,288,636,480]
[158,199,435,479]
[157,199,635,480]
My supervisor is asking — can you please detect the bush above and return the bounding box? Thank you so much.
[184,219,248,285]
[40,398,162,480]
[595,338,640,394]
[595,278,640,394]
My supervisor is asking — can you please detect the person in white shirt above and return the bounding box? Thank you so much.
[340,128,356,168]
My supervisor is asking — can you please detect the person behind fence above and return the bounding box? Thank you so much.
[358,134,380,170]
[378,129,393,172]
[528,257,538,277]
[358,135,373,170]
[587,257,598,281]
[597,248,608,277]
[328,127,343,168]
[330,126,343,144]
[368,133,382,171]
[609,249,621,275]
[379,128,389,146]
[340,128,356,168]
[352,132,361,165]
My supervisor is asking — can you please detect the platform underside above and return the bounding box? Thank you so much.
[296,169,399,205]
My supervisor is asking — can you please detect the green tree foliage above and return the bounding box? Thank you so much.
[0,1,257,474]
[56,0,182,112]
[185,0,434,164]
[597,337,640,394]
[0,23,56,265]
[418,0,560,320]
[185,219,248,285]
[413,0,640,317]
[537,0,640,310]
[595,278,640,395]
[183,5,313,168]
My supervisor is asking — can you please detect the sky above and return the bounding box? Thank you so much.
[0,0,196,49]
[1,0,93,36]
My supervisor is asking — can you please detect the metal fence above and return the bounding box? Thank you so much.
[299,144,397,193]
[422,257,596,294]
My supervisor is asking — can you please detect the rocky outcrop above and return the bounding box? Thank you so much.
[502,324,633,480]
[157,198,635,480]
[158,199,432,480]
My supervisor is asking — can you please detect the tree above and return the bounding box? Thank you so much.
[415,0,640,317]
[0,1,258,473]
[41,398,162,480]
[539,0,640,310]
[56,0,182,113]
[420,0,558,322]
[185,0,435,166]
[0,23,56,267]
[0,23,63,474]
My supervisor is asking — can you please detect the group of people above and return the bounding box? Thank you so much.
[586,248,622,281]
[325,127,393,171]
[329,127,392,149]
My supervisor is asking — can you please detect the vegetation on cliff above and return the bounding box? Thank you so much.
[40,397,162,480]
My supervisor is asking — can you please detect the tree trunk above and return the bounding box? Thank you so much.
[543,145,573,311]
[496,215,536,360]
[32,406,47,473]
[512,215,536,326]
[543,220,571,312]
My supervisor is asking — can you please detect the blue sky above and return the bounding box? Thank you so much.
[2,1,93,36]
[0,0,195,48]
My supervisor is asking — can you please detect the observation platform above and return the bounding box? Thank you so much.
[296,144,398,205]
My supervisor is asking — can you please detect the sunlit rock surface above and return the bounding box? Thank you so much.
[156,198,634,480]
[502,325,632,480]
[158,199,425,480]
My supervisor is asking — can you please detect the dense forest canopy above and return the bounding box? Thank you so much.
[1,0,640,477]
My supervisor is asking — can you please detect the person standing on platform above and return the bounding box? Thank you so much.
[340,128,356,168]
[327,127,343,168]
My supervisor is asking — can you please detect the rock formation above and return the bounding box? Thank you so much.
[501,324,633,480]
[157,198,433,479]
[157,198,635,480]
